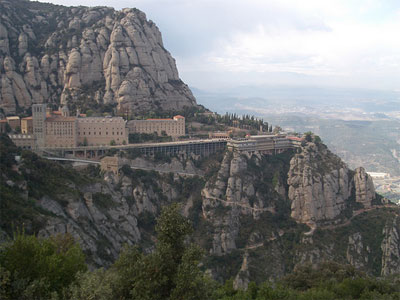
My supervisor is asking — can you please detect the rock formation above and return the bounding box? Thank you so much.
[0,0,196,114]
[354,167,376,208]
[1,135,398,280]
[381,217,400,276]
[198,140,394,281]
[287,142,375,227]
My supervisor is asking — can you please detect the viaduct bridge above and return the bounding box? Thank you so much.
[39,135,301,160]
[41,139,228,159]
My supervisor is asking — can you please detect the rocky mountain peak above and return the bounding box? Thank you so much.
[0,0,196,114]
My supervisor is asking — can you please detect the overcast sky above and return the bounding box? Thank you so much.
[37,0,400,91]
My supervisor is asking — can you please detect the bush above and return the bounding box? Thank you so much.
[0,232,86,299]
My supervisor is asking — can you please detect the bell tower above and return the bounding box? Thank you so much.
[32,104,47,148]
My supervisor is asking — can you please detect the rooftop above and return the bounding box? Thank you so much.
[46,116,77,122]
[287,136,304,142]
[78,117,125,122]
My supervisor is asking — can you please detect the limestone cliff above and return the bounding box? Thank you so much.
[287,142,376,227]
[381,216,400,276]
[0,136,203,266]
[199,140,397,284]
[1,135,399,282]
[0,0,196,114]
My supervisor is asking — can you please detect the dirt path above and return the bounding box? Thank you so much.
[317,204,400,232]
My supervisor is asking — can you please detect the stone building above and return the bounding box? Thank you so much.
[127,115,185,137]
[21,117,33,134]
[31,104,128,148]
[209,131,232,139]
[45,115,78,148]
[32,104,47,148]
[100,156,122,175]
[77,117,128,146]
[6,116,20,131]
[8,134,36,150]
[227,134,298,154]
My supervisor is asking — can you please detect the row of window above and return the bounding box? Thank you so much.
[79,127,125,130]
[79,131,124,136]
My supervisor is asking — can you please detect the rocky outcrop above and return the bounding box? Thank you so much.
[381,217,400,276]
[2,135,397,281]
[346,232,369,269]
[38,183,141,266]
[198,142,396,282]
[354,167,375,208]
[1,148,202,267]
[201,151,281,256]
[0,0,196,114]
[287,142,375,227]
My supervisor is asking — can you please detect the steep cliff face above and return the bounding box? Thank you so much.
[0,136,205,267]
[201,150,296,284]
[287,142,376,228]
[381,216,400,276]
[201,151,286,257]
[199,142,398,285]
[1,135,399,282]
[0,0,196,114]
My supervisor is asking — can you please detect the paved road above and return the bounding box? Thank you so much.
[44,156,202,177]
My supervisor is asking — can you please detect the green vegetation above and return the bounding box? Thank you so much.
[1,203,400,299]
[73,204,214,299]
[0,232,86,299]
[129,132,173,143]
[0,134,94,235]
[92,193,116,210]
[313,208,396,276]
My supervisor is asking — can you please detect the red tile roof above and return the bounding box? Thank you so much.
[288,136,303,141]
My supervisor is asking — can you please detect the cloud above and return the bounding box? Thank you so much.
[36,0,400,90]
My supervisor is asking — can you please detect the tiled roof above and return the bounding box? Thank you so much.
[287,136,303,141]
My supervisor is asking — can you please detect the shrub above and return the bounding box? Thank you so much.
[0,232,86,299]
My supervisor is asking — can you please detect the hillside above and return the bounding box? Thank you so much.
[0,0,400,290]
[1,134,399,284]
[0,0,196,115]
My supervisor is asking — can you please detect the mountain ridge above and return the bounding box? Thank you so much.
[1,133,399,284]
[0,0,196,115]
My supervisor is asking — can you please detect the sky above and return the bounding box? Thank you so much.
[36,0,400,91]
